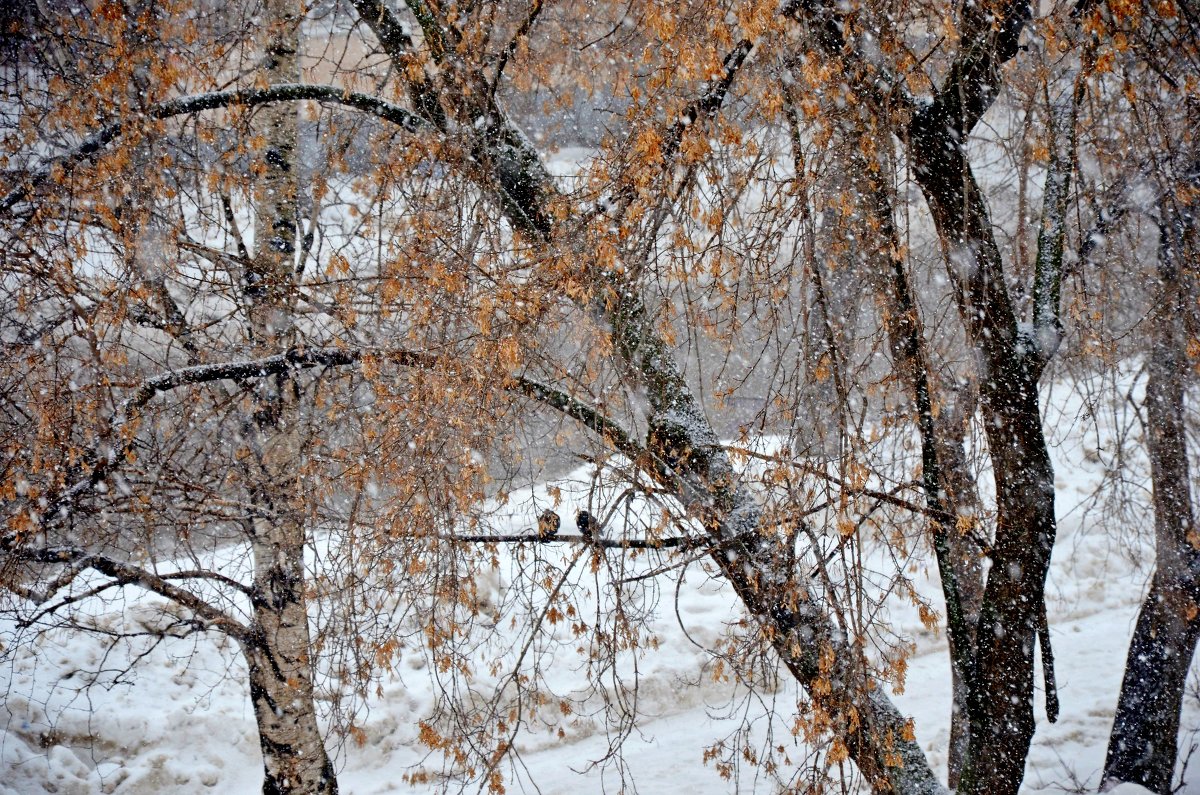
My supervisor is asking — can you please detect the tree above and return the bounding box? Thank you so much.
[752,0,1094,788]
[2,0,344,791]
[1,1,1185,793]
[1099,6,1200,791]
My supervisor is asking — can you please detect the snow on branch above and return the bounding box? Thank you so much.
[6,348,402,536]
[1032,85,1086,366]
[6,346,644,542]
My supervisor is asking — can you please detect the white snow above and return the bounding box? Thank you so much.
[3,367,1200,794]
[1106,784,1158,795]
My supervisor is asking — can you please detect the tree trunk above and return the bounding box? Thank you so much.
[910,101,1058,795]
[1103,208,1200,795]
[612,286,947,795]
[241,2,336,792]
[956,375,1055,795]
[934,409,985,789]
[244,517,339,795]
[345,9,947,789]
[870,199,985,791]
[839,138,985,789]
[780,0,1043,785]
[1103,575,1200,794]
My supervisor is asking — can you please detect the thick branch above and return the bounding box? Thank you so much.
[781,0,916,115]
[925,0,1031,139]
[337,12,945,787]
[349,0,415,58]
[402,0,453,64]
[511,375,664,479]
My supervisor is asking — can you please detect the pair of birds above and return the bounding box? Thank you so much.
[537,509,595,542]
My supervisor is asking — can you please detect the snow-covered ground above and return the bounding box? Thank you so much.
[3,368,1199,794]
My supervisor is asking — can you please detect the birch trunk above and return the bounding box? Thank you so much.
[242,1,337,792]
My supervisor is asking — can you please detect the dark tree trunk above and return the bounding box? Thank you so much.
[910,86,1059,795]
[781,0,1048,786]
[852,154,985,789]
[1103,575,1200,794]
[1103,209,1200,794]
[957,374,1056,795]
[934,409,985,789]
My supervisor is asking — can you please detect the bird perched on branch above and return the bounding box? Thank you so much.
[537,509,560,540]
[575,510,596,543]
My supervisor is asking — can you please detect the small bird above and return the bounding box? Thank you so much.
[575,510,596,543]
[537,509,560,540]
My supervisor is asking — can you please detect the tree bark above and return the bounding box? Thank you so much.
[244,515,338,795]
[1103,206,1200,795]
[909,74,1058,795]
[609,280,946,794]
[852,154,985,790]
[1103,575,1200,794]
[955,372,1055,795]
[933,409,985,789]
[781,0,1045,785]
[242,2,337,792]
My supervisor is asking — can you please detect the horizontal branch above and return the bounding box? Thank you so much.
[451,532,694,549]
[12,346,643,540]
[2,84,428,213]
[23,347,415,530]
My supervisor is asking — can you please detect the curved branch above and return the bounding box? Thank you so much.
[509,375,653,472]
[12,548,250,642]
[2,84,428,214]
[921,0,1031,139]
